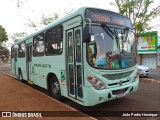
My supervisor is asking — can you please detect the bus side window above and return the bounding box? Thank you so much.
[68,32,73,62]
[33,33,45,57]
[11,47,14,58]
[18,42,26,58]
[75,30,81,62]
[46,43,55,54]
[46,25,63,55]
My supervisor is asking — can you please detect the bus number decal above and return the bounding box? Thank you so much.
[61,70,65,86]
[61,70,65,80]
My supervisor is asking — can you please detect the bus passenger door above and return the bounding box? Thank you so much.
[26,43,32,81]
[67,26,83,101]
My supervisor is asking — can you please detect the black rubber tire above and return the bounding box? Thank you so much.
[49,76,62,100]
[18,70,24,82]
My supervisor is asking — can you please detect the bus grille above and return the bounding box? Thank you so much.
[112,87,128,95]
[108,80,130,86]
[102,70,134,80]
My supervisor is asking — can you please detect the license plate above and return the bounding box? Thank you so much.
[117,92,125,98]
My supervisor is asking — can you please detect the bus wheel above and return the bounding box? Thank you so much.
[50,76,62,100]
[18,70,24,82]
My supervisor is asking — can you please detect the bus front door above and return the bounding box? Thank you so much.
[67,26,83,101]
[26,43,32,82]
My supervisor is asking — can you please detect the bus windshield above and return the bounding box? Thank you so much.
[87,25,137,69]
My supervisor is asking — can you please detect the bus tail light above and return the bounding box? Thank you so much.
[87,76,105,90]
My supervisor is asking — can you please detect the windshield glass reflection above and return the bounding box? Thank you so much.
[87,26,137,69]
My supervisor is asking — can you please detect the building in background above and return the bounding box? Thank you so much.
[151,24,160,45]
[137,31,158,68]
[158,44,160,67]
[149,17,160,67]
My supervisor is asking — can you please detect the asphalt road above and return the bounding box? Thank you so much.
[0,64,160,120]
[148,69,160,81]
[0,64,12,75]
[65,81,160,120]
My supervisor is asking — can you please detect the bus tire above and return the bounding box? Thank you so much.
[18,69,24,82]
[49,76,62,100]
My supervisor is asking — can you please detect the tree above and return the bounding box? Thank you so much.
[0,25,8,44]
[41,13,59,25]
[16,0,27,9]
[14,0,73,31]
[26,13,59,31]
[10,32,27,42]
[25,9,73,31]
[0,44,10,62]
[112,0,160,43]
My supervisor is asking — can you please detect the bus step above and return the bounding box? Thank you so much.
[28,80,34,85]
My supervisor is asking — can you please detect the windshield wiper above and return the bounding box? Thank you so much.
[121,27,129,54]
[101,23,114,39]
[101,23,120,47]
[101,23,122,68]
[123,27,129,42]
[113,29,119,49]
[101,23,131,68]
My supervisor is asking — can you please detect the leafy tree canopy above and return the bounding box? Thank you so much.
[112,0,160,36]
[0,25,8,43]
[25,10,73,31]
[26,13,59,31]
[0,44,10,62]
[10,32,27,42]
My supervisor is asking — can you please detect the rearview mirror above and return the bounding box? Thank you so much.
[83,26,91,43]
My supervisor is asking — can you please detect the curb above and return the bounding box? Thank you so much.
[140,78,160,84]
[0,71,18,79]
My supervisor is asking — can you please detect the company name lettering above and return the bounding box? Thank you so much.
[141,46,155,49]
[34,64,51,68]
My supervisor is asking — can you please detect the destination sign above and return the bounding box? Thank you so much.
[85,8,132,28]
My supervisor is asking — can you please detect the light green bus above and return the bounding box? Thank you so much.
[11,7,139,106]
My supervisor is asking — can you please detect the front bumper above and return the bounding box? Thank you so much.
[84,79,139,106]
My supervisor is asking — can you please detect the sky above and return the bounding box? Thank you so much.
[0,0,113,34]
[0,0,114,47]
[0,0,159,48]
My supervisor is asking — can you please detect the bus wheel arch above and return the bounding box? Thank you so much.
[47,73,62,100]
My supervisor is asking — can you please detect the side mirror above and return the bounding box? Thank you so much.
[83,26,91,43]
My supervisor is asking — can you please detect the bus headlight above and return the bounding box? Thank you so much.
[87,76,106,90]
